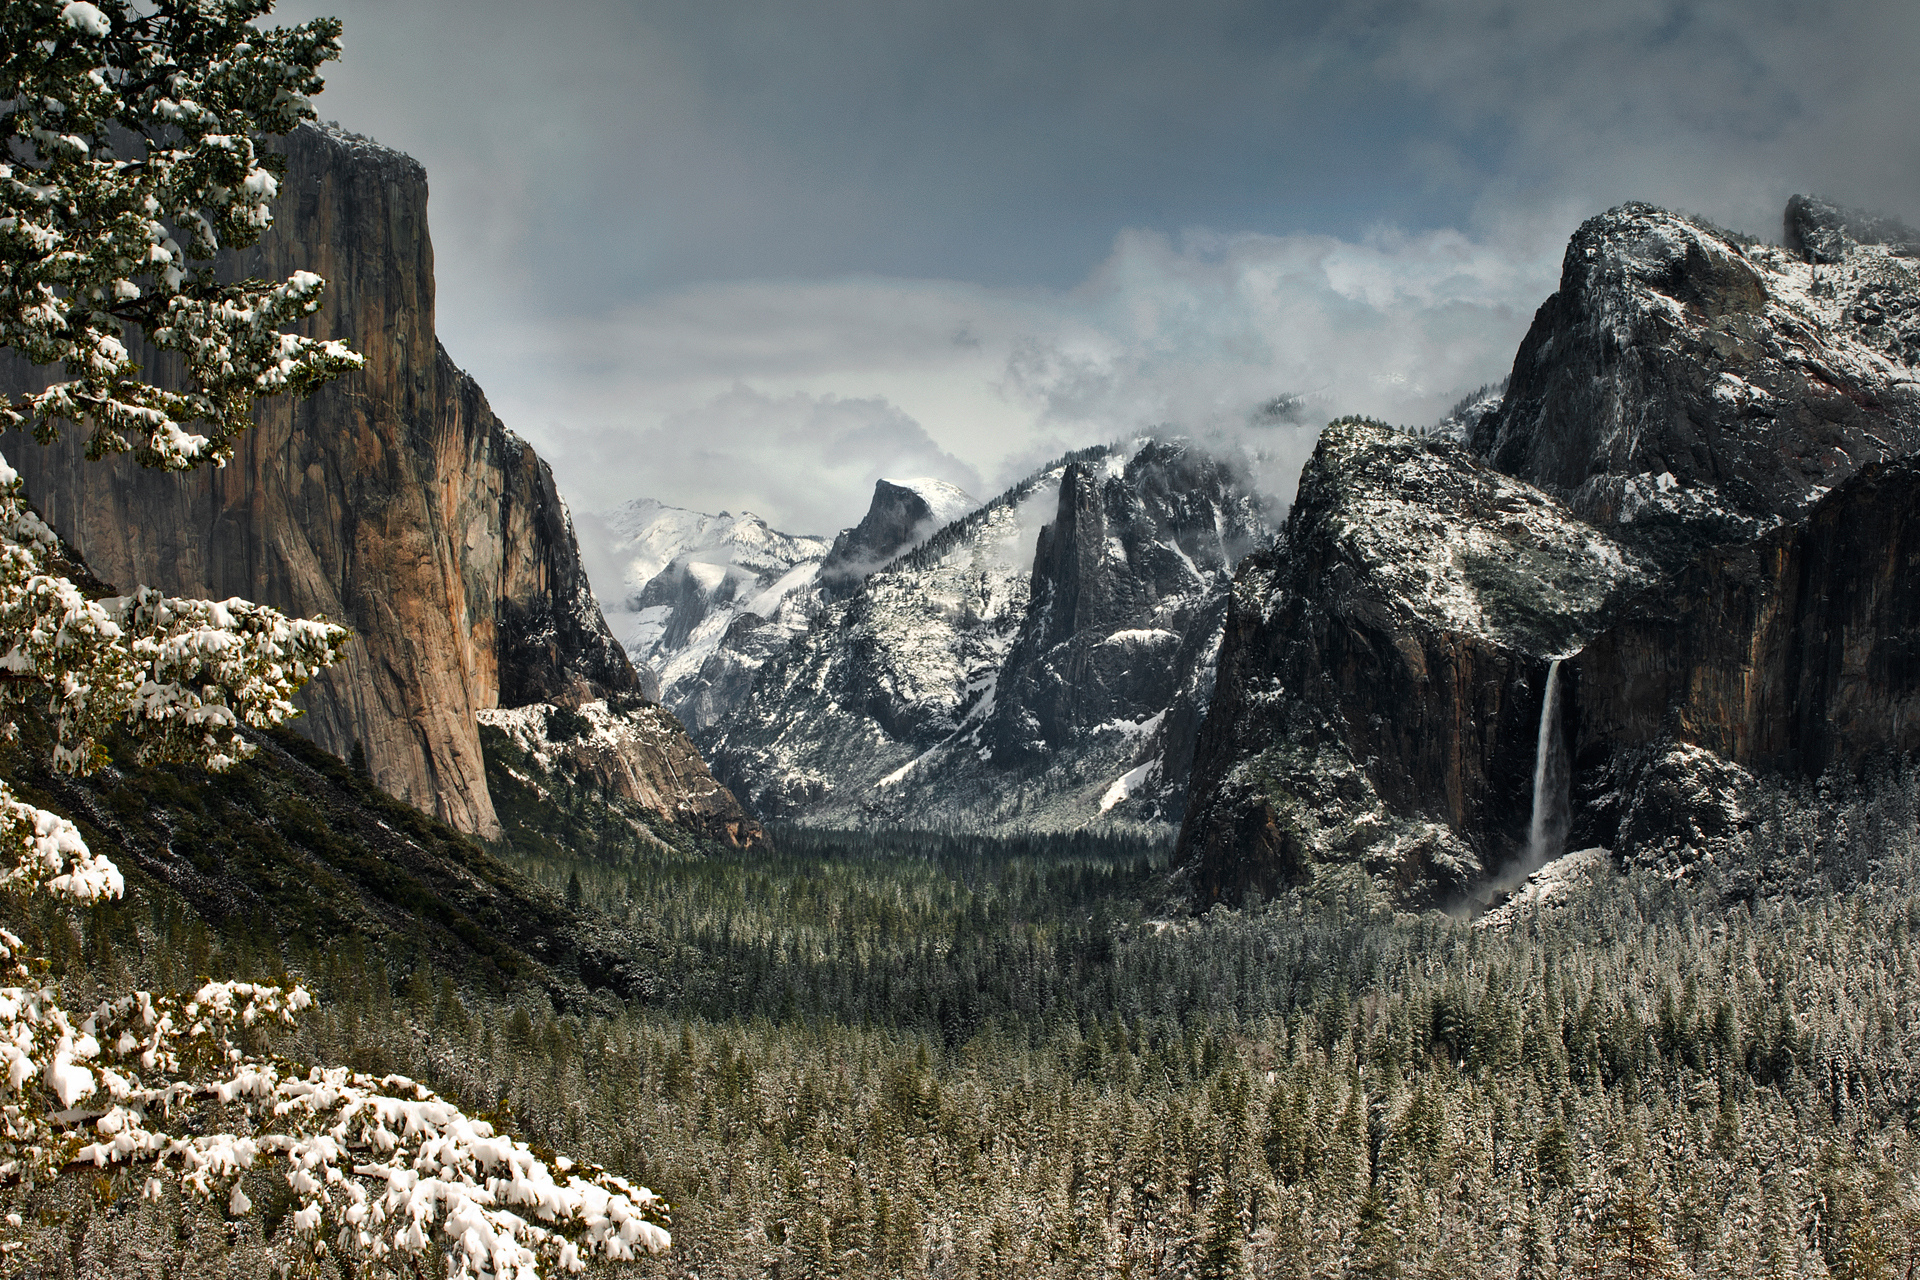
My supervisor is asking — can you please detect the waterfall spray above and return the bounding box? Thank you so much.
[1526,658,1570,868]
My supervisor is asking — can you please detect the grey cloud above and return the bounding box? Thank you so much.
[986,223,1556,501]
[546,386,983,538]
[1365,0,1920,238]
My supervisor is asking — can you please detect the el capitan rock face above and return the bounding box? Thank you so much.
[1,124,756,846]
[1181,200,1920,905]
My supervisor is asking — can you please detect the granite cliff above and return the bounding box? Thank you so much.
[1177,419,1651,904]
[1179,199,1920,904]
[0,124,758,847]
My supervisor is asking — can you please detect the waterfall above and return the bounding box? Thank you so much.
[1525,658,1570,867]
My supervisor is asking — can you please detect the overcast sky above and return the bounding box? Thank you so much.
[278,0,1920,539]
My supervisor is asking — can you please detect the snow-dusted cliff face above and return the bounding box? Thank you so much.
[1178,420,1649,905]
[818,477,976,598]
[1180,198,1920,906]
[1473,200,1920,557]
[708,440,1270,834]
[478,700,763,849]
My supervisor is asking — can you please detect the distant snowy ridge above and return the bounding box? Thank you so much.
[593,499,830,731]
[595,478,982,737]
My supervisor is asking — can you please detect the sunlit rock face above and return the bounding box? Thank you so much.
[0,124,752,845]
[1180,200,1920,905]
[706,440,1270,834]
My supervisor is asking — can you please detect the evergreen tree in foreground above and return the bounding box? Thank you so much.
[0,1,668,1271]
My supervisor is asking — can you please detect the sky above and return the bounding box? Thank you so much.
[277,0,1920,542]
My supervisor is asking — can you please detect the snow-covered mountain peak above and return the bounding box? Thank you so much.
[885,477,976,527]
[592,497,830,732]
[600,499,827,593]
[818,477,982,598]
[708,438,1272,834]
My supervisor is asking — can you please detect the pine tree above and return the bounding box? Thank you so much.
[1589,1163,1684,1279]
[0,7,669,1270]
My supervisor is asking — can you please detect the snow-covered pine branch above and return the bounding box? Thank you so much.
[0,882,673,1273]
[0,0,363,467]
[0,2,675,1271]
[0,452,350,774]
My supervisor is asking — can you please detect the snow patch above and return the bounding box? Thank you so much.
[889,477,977,527]
[1099,759,1160,814]
[1092,709,1166,740]
[1098,628,1179,648]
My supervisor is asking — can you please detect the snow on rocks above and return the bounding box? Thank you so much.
[713,439,1270,833]
[1301,419,1653,652]
[707,462,1073,822]
[1478,202,1920,539]
[892,477,976,527]
[1474,848,1612,931]
[1099,759,1159,814]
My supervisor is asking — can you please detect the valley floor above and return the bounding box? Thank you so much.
[18,761,1920,1279]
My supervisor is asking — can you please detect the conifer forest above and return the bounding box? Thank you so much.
[7,3,1920,1277]
[17,726,1920,1278]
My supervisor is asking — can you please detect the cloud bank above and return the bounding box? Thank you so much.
[507,220,1557,536]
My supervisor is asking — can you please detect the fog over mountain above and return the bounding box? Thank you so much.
[277,0,1920,548]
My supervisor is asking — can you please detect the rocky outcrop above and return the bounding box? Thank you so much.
[818,478,974,597]
[1181,198,1920,904]
[977,442,1265,793]
[710,440,1270,832]
[707,454,1083,823]
[479,701,764,849]
[1176,420,1650,905]
[1472,203,1920,556]
[1784,194,1920,264]
[0,123,753,846]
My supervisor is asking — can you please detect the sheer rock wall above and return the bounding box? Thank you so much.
[2,124,754,844]
[1180,200,1920,904]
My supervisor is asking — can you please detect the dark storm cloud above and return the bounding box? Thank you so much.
[285,0,1920,312]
